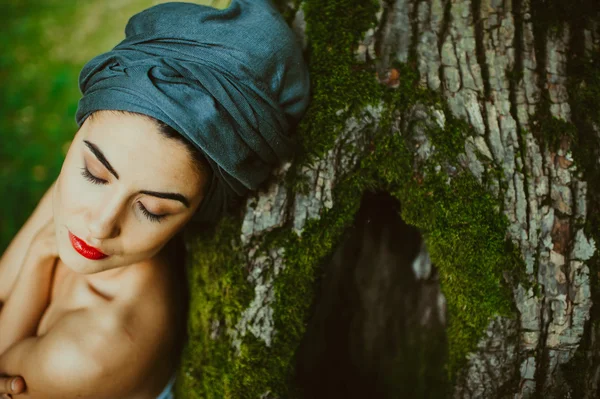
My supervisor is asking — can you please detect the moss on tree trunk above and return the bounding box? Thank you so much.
[175,0,600,397]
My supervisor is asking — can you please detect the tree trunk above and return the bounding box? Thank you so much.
[176,0,600,398]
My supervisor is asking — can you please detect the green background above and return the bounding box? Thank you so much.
[0,0,224,253]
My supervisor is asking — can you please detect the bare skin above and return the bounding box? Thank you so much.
[0,110,207,398]
[0,220,184,398]
[0,376,25,398]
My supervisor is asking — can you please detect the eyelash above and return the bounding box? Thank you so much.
[80,166,166,223]
[80,166,106,185]
[137,202,165,223]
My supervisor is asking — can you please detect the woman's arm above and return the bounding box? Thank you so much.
[0,180,56,304]
[0,218,58,355]
[0,299,165,399]
[0,307,114,399]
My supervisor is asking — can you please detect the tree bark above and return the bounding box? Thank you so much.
[178,0,600,398]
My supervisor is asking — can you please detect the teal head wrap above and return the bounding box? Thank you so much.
[75,0,310,223]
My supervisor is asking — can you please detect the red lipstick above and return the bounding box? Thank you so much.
[69,231,108,260]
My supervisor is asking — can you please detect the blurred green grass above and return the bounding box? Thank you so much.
[0,0,214,253]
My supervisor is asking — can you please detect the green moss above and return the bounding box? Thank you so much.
[176,218,253,398]
[178,0,525,396]
[357,125,521,378]
[377,68,522,379]
[178,0,384,397]
[398,171,519,375]
[296,0,381,161]
[179,115,522,396]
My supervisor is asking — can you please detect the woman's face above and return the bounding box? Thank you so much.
[53,110,207,274]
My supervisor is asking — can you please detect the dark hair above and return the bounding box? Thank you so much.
[87,109,212,185]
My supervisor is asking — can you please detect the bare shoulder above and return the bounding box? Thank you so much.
[116,252,182,337]
[121,256,180,345]
[0,240,184,397]
[117,241,187,325]
[106,255,181,395]
[106,285,178,398]
[1,290,178,399]
[40,256,179,398]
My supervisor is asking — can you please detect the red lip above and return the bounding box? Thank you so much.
[69,231,108,260]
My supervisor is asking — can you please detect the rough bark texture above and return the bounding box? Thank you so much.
[176,0,600,398]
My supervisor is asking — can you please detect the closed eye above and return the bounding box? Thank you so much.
[80,167,106,185]
[81,166,166,223]
[137,202,166,223]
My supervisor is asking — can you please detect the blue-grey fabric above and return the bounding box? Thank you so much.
[75,0,310,223]
[155,373,176,399]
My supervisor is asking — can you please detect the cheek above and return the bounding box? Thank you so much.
[55,161,89,219]
[118,220,187,266]
[123,225,175,255]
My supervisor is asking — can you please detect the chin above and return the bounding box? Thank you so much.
[61,254,107,274]
[58,243,114,274]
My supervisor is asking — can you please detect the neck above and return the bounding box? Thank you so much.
[85,264,128,284]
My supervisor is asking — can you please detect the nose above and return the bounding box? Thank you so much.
[85,195,123,240]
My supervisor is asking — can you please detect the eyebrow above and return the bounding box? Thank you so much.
[84,140,120,179]
[139,190,190,208]
[83,140,190,208]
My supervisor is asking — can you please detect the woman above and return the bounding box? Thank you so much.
[0,0,310,397]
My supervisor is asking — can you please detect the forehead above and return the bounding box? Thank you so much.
[80,111,202,192]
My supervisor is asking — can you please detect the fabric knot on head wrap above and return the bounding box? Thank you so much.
[75,0,310,224]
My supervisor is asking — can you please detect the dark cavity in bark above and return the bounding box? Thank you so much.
[294,191,448,398]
